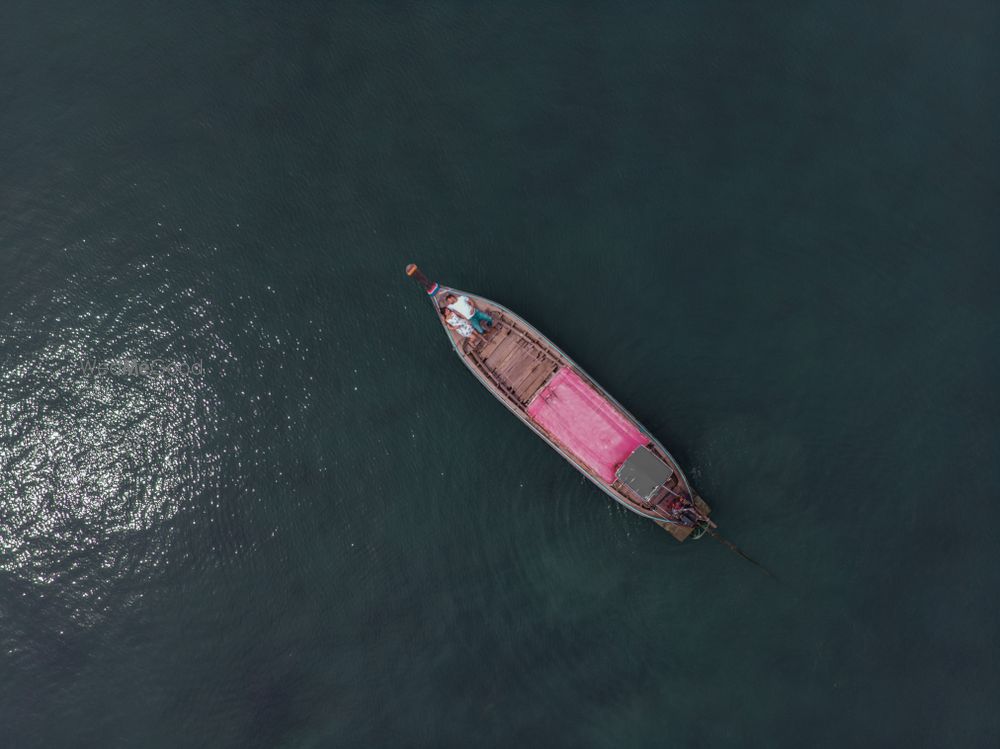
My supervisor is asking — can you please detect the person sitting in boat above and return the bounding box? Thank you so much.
[664,495,686,516]
[440,304,479,340]
[665,495,698,525]
[445,293,494,335]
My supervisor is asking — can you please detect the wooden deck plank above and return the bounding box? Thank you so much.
[477,327,511,359]
[476,313,559,392]
[492,340,531,373]
[499,356,538,387]
[667,524,694,542]
[512,363,553,402]
[472,359,520,402]
[516,364,557,402]
[509,359,545,389]
[500,340,551,376]
[483,338,520,369]
[482,331,515,357]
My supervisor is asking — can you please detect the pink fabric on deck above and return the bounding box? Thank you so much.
[526,367,647,483]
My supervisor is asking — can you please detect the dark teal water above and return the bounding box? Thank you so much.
[2,2,999,747]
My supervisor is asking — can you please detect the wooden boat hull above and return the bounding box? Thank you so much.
[408,267,711,542]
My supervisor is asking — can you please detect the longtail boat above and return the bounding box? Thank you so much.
[406,264,715,542]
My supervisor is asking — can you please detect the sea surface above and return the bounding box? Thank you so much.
[2,2,999,747]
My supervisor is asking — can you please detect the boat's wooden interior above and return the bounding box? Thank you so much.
[439,295,710,542]
[466,312,561,406]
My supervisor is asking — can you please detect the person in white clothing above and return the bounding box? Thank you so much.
[445,293,494,334]
[440,305,479,340]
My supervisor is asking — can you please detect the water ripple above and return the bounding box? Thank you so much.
[0,245,232,633]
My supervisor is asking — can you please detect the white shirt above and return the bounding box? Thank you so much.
[447,295,476,320]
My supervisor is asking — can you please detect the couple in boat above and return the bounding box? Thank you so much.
[439,293,494,340]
